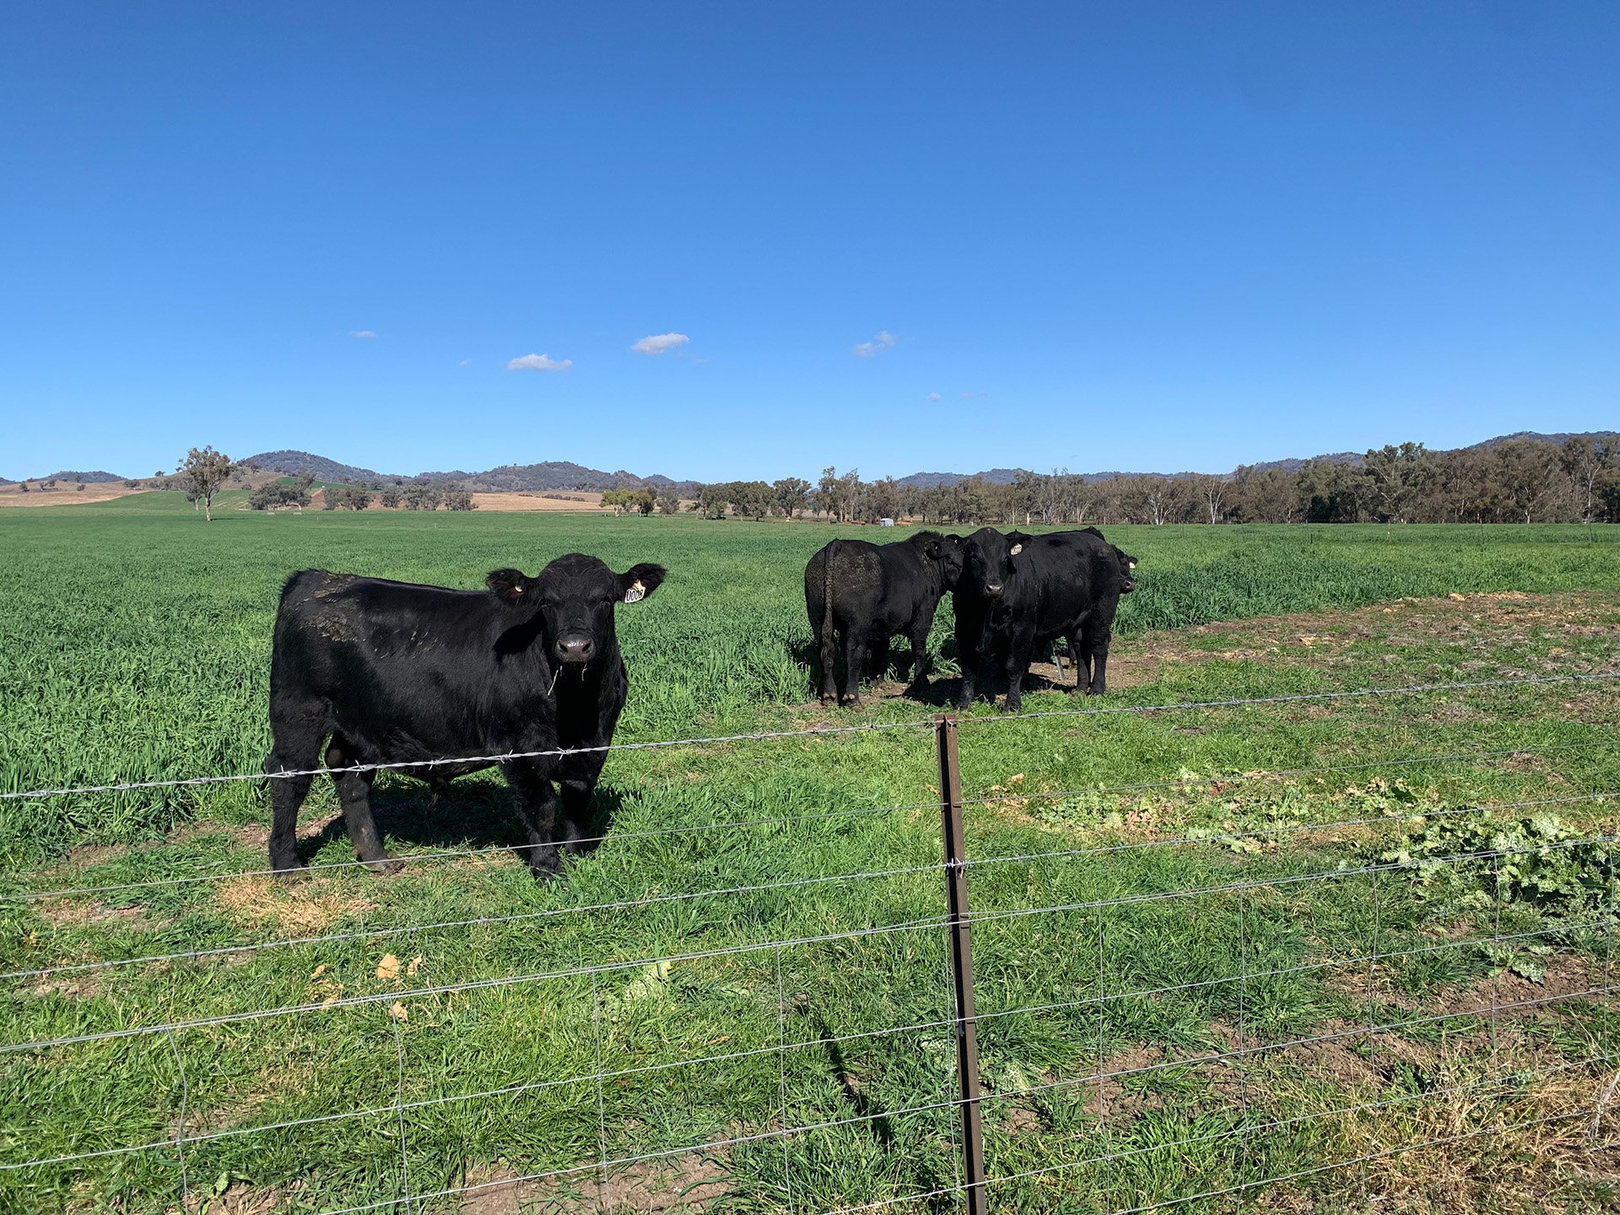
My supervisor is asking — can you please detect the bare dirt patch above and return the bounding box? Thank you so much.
[1104,590,1620,690]
[796,591,1620,712]
[461,1153,730,1214]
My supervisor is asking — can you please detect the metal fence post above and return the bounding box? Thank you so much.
[937,714,987,1215]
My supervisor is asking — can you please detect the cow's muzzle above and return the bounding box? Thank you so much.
[1119,576,1137,593]
[554,636,595,663]
[984,582,1005,598]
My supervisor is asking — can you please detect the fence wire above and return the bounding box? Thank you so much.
[12,733,1612,905]
[1,669,1616,1214]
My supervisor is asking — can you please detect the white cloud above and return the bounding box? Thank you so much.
[852,330,898,358]
[960,391,986,399]
[632,332,690,356]
[507,353,573,372]
[350,330,378,339]
[458,359,470,367]
[927,392,942,402]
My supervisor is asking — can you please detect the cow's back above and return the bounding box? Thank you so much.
[270,569,545,757]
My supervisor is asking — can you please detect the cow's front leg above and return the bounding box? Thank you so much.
[907,623,932,690]
[558,775,601,856]
[1003,629,1036,714]
[505,763,563,877]
[955,623,979,710]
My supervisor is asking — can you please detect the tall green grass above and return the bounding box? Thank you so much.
[0,501,1616,1212]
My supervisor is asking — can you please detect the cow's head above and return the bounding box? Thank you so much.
[1112,546,1138,594]
[911,530,967,589]
[487,554,666,667]
[960,528,1032,600]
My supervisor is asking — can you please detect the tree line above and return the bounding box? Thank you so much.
[676,438,1618,527]
[161,436,1618,526]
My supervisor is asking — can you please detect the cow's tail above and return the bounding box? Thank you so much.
[818,542,840,697]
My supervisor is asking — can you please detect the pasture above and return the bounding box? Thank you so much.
[1,496,1617,1214]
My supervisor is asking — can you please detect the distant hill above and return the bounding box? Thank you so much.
[243,450,385,484]
[40,470,126,483]
[243,450,702,494]
[228,430,1615,495]
[1464,430,1619,450]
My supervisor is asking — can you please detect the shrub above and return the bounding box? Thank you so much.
[441,485,475,511]
[403,483,440,511]
[249,483,312,512]
[379,488,402,509]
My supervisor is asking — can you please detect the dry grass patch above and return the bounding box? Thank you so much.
[214,873,374,934]
[461,1152,730,1214]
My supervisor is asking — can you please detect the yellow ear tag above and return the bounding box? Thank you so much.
[624,581,646,604]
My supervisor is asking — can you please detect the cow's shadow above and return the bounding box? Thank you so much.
[791,634,982,703]
[792,634,1081,707]
[295,780,630,866]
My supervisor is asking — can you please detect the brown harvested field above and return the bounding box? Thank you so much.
[0,481,150,506]
[467,490,613,512]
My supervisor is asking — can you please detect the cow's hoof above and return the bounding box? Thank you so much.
[1001,701,1022,715]
[272,862,309,882]
[360,855,402,875]
[1085,686,1104,697]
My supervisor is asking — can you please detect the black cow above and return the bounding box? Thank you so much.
[955,527,1136,712]
[265,555,666,877]
[805,530,964,705]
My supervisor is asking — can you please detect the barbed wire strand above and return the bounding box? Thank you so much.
[0,914,951,1055]
[6,671,1612,807]
[13,734,1610,905]
[15,784,1598,986]
[7,800,918,903]
[3,859,947,982]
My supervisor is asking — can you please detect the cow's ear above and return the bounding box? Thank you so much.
[1007,530,1033,556]
[486,568,533,605]
[619,563,667,604]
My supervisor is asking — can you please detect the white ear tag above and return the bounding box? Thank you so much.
[624,581,646,604]
[1128,561,1136,570]
[1009,544,1023,556]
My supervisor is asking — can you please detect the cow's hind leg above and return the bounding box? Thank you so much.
[266,726,323,874]
[842,632,868,705]
[1085,625,1113,695]
[325,735,394,873]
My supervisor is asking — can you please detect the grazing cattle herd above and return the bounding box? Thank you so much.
[265,525,1133,873]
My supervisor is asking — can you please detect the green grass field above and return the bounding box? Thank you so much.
[1,496,1617,1214]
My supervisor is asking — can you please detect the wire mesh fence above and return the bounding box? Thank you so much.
[1,671,1615,1213]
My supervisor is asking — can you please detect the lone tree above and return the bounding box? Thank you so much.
[179,446,235,521]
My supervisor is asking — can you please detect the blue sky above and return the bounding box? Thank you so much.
[2,2,1615,482]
